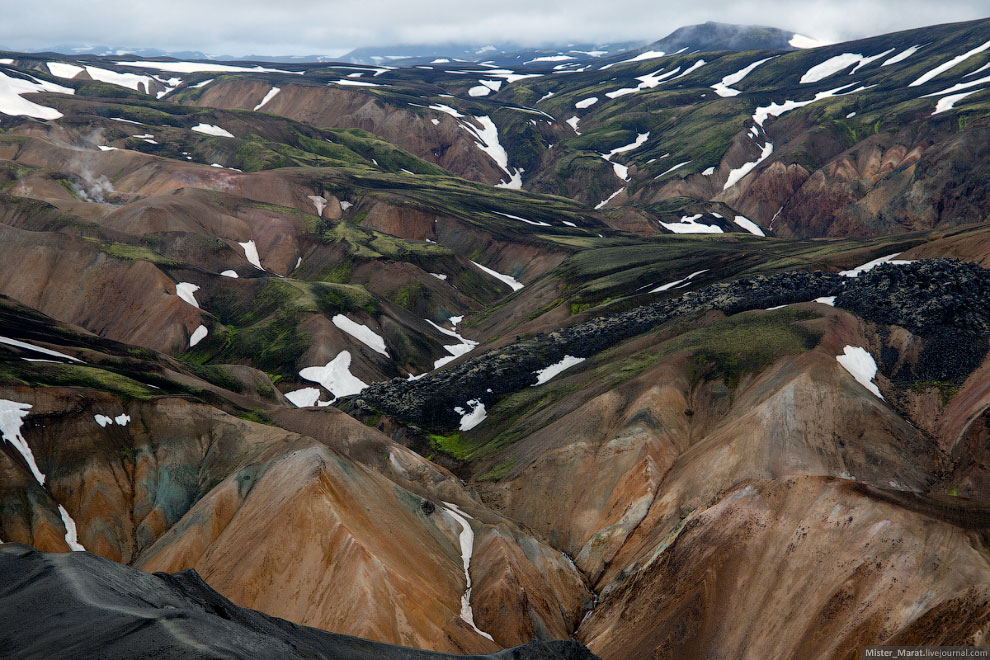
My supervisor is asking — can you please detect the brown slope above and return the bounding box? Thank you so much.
[578,476,990,660]
[189,80,510,185]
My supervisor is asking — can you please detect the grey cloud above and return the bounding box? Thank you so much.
[1,0,986,56]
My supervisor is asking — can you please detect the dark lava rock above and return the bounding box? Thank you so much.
[0,543,601,660]
[353,259,990,430]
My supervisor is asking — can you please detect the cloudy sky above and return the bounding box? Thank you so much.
[4,0,987,56]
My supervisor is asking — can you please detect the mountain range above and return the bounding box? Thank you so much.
[0,15,989,659]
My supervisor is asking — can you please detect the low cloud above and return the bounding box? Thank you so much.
[2,0,986,56]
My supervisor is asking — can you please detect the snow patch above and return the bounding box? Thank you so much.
[656,160,691,178]
[285,387,322,408]
[790,34,831,49]
[533,355,585,385]
[453,400,487,432]
[661,215,723,234]
[238,240,264,270]
[0,70,74,120]
[220,270,238,278]
[606,66,680,99]
[621,50,666,63]
[191,123,234,138]
[175,282,200,308]
[733,215,766,236]
[189,325,208,348]
[332,314,388,356]
[575,96,598,109]
[299,351,368,401]
[307,195,327,216]
[837,346,883,399]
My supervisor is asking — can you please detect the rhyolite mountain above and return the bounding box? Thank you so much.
[0,15,989,660]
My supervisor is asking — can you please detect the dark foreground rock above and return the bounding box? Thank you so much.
[352,259,990,429]
[0,543,601,660]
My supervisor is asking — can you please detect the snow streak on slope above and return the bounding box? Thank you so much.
[332,314,388,356]
[533,355,585,385]
[253,86,280,110]
[0,336,82,362]
[839,253,913,277]
[0,399,45,485]
[649,269,709,292]
[837,346,883,399]
[470,259,524,291]
[910,39,990,87]
[606,67,680,99]
[711,56,774,97]
[442,502,495,640]
[932,88,986,114]
[882,45,922,67]
[1,398,84,550]
[494,212,551,227]
[724,141,773,190]
[601,132,649,182]
[800,51,892,83]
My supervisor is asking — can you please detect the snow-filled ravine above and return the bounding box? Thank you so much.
[0,399,84,550]
[533,355,585,385]
[442,502,494,641]
[434,113,523,188]
[836,345,883,399]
